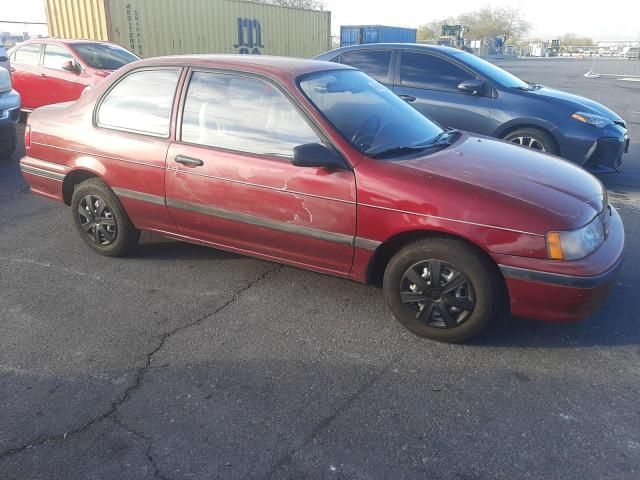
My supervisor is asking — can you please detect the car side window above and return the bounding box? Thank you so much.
[13,44,41,65]
[181,71,320,158]
[338,50,392,83]
[400,52,475,92]
[43,44,75,70]
[97,69,181,137]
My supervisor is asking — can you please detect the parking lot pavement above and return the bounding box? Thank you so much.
[1,59,640,479]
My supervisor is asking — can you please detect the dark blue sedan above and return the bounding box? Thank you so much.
[315,44,630,172]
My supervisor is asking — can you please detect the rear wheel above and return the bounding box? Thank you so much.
[71,178,140,257]
[383,238,503,343]
[503,128,558,155]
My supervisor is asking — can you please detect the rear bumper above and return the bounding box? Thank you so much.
[19,156,66,202]
[498,205,624,322]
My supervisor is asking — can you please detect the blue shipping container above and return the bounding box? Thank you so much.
[340,25,417,47]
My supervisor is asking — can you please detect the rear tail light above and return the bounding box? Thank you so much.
[24,125,31,149]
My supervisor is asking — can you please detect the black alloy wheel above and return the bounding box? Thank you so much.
[71,178,140,257]
[383,238,504,342]
[77,194,118,246]
[399,259,475,328]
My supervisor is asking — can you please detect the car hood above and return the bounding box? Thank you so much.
[396,133,605,232]
[526,86,624,122]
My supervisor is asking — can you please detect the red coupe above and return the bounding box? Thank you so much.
[8,38,139,111]
[20,55,624,342]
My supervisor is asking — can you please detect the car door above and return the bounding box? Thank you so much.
[92,67,183,233]
[9,43,43,110]
[41,43,86,105]
[165,70,357,275]
[392,51,493,134]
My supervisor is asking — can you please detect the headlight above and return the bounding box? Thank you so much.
[546,215,605,260]
[0,67,11,94]
[571,111,613,128]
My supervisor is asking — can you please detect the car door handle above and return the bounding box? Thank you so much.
[398,94,416,103]
[40,73,47,78]
[174,155,204,167]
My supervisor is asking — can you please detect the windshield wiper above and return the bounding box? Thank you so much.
[368,145,433,158]
[367,131,460,158]
[428,129,460,145]
[514,83,542,91]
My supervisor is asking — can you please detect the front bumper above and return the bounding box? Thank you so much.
[498,205,624,322]
[0,89,21,126]
[554,117,629,173]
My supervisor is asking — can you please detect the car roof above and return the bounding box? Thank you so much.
[316,43,463,59]
[132,54,354,79]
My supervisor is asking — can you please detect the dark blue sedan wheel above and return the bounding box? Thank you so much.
[503,128,558,155]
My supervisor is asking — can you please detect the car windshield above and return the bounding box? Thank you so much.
[73,42,139,70]
[450,50,530,89]
[299,69,443,157]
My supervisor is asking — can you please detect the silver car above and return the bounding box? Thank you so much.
[0,45,10,72]
[0,46,21,159]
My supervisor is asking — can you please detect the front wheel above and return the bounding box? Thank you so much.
[503,128,558,155]
[71,178,140,257]
[383,238,503,343]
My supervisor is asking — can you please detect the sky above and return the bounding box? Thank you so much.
[1,0,640,41]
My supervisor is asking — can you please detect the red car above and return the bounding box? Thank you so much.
[8,38,139,111]
[19,56,624,342]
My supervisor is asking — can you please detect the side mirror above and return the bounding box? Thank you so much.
[458,79,485,95]
[292,143,345,170]
[62,60,80,73]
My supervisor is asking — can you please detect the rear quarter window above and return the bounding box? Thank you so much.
[97,68,181,137]
[13,44,41,65]
[338,50,392,83]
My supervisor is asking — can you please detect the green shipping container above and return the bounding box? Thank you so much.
[45,0,331,58]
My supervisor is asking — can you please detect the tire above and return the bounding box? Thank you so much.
[383,238,503,343]
[0,124,17,160]
[71,178,140,257]
[502,128,558,155]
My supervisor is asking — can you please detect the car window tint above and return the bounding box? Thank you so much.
[13,44,41,65]
[338,50,392,83]
[181,72,320,157]
[400,52,474,91]
[73,43,139,70]
[43,44,75,70]
[98,69,180,137]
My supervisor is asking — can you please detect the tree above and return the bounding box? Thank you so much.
[254,0,325,9]
[417,18,455,43]
[561,33,594,47]
[458,6,530,43]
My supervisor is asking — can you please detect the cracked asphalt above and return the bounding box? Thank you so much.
[1,58,640,479]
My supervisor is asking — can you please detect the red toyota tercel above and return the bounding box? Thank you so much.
[20,56,624,342]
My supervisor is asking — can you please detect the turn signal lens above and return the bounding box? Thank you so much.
[571,113,588,123]
[24,125,31,149]
[546,231,564,260]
